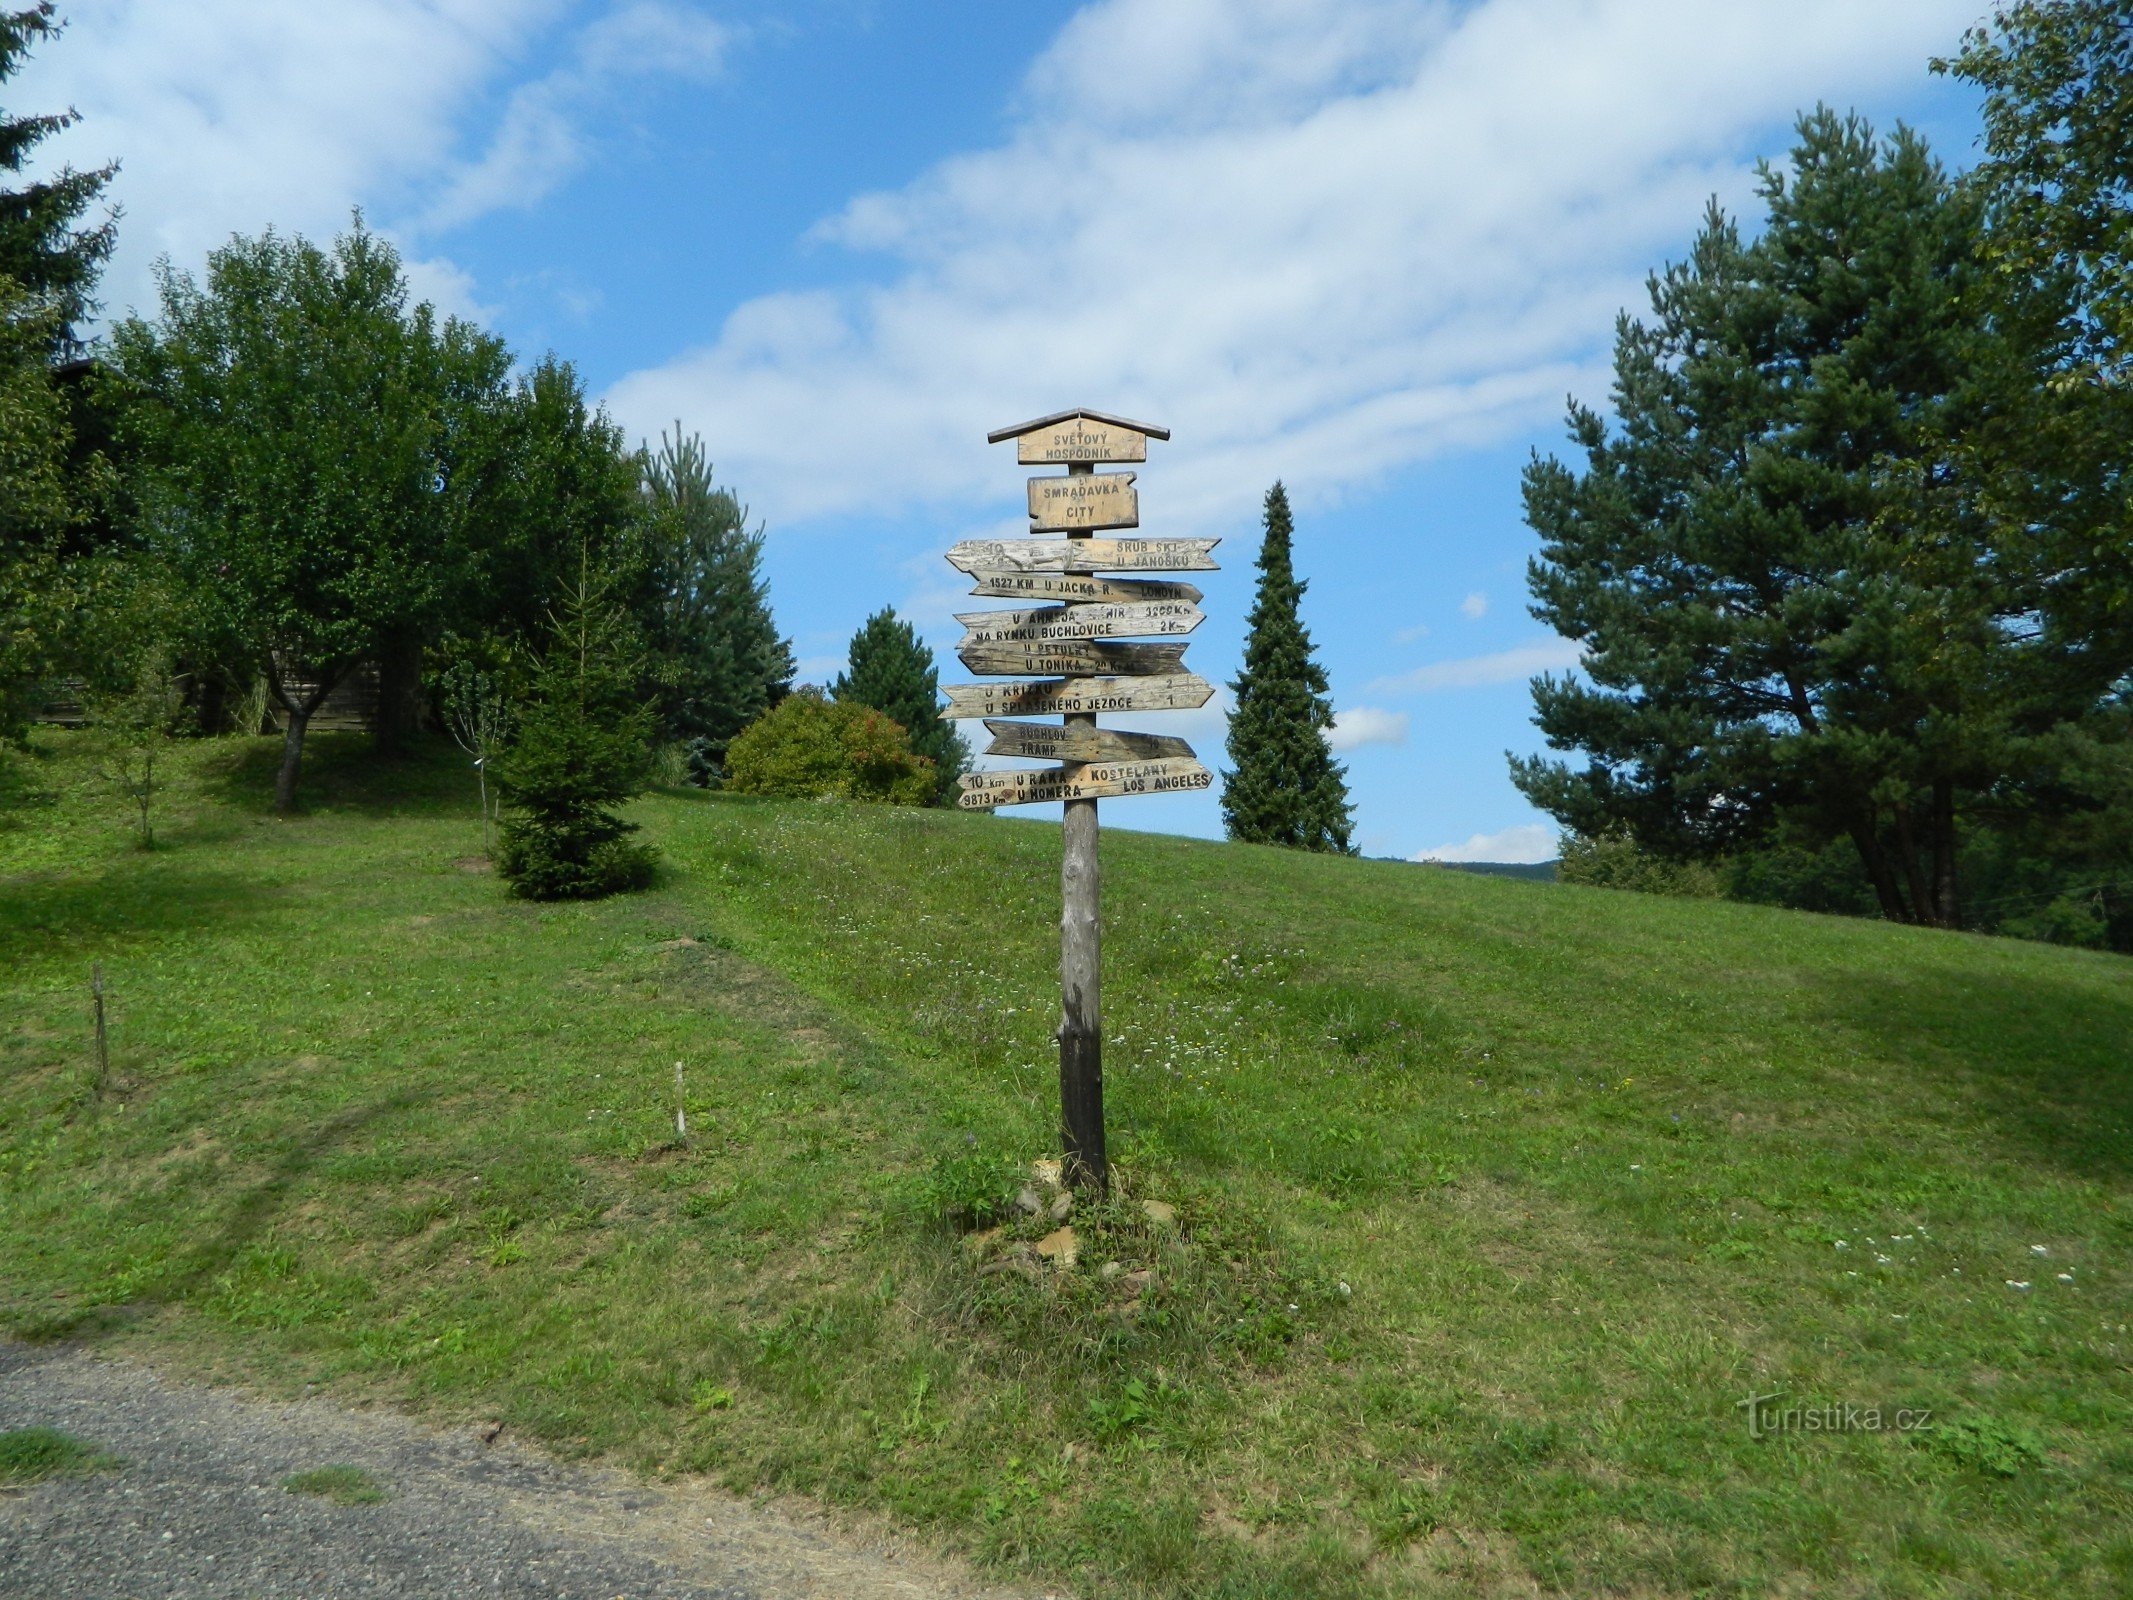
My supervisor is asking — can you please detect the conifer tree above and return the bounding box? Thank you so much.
[639,424,793,781]
[1222,482,1353,852]
[1,4,116,350]
[1513,111,2018,929]
[833,606,968,805]
[493,553,656,900]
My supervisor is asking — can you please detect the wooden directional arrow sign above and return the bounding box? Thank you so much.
[967,571,1203,605]
[956,601,1202,646]
[1029,472,1138,531]
[957,757,1213,810]
[956,639,1187,678]
[946,538,1219,575]
[939,672,1215,719]
[982,720,1195,763]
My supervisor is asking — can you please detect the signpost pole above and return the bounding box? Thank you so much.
[1058,461,1106,1192]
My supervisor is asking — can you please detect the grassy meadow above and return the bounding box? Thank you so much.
[2,730,2130,1597]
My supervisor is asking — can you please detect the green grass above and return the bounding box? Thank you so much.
[282,1463,388,1505]
[0,1425,122,1485]
[3,729,2131,1597]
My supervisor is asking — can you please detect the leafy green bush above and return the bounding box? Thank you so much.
[1557,826,1723,898]
[723,686,934,805]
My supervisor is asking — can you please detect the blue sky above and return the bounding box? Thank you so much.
[26,0,1988,860]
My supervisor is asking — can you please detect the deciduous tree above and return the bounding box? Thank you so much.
[110,222,510,810]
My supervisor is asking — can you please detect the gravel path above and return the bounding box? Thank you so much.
[0,1342,1051,1600]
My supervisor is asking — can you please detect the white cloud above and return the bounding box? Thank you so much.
[1328,706,1409,751]
[1395,622,1431,644]
[16,1,728,324]
[606,0,1976,531]
[419,2,733,232]
[1459,591,1488,619]
[1369,636,1582,695]
[1413,823,1558,864]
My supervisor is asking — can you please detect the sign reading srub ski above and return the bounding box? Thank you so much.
[942,407,1217,1192]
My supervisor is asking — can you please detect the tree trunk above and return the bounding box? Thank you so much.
[372,626,424,758]
[266,658,342,815]
[1890,801,1936,927]
[274,705,310,814]
[1929,778,1962,931]
[1846,813,1912,923]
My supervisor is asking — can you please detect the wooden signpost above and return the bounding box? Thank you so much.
[979,720,1194,763]
[954,601,1203,644]
[1029,471,1138,531]
[938,672,1215,719]
[942,408,1214,1192]
[945,537,1220,574]
[967,572,1202,605]
[955,640,1189,678]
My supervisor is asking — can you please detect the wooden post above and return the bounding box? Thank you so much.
[91,963,109,1092]
[1058,462,1107,1193]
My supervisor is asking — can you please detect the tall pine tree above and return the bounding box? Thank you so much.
[1,4,116,351]
[1222,482,1353,852]
[833,606,968,805]
[639,424,794,781]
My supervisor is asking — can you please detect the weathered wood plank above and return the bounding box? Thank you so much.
[1028,472,1138,532]
[958,757,1213,809]
[945,538,1219,574]
[981,720,1195,762]
[966,571,1203,605]
[956,639,1187,678]
[1013,415,1150,464]
[938,672,1215,718]
[955,601,1202,645]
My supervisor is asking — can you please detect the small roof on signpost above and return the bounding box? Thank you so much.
[987,407,1171,444]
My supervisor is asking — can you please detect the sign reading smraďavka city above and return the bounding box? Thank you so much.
[942,407,1216,1193]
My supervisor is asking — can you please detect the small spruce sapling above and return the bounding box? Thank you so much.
[492,556,658,900]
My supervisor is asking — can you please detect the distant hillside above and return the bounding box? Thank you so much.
[1427,858,1558,883]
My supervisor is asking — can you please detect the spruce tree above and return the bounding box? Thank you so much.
[1,4,116,351]
[1222,482,1353,852]
[493,554,657,900]
[833,606,968,804]
[639,424,794,781]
